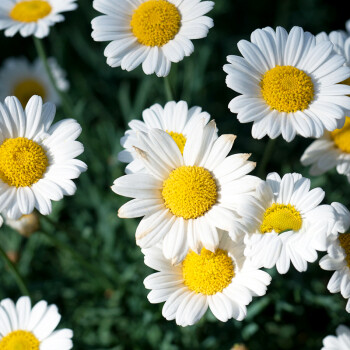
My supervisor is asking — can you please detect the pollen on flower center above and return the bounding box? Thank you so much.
[331,116,350,153]
[338,233,350,268]
[182,248,235,295]
[260,203,302,234]
[162,165,217,220]
[260,65,314,113]
[13,79,46,107]
[10,0,52,23]
[0,330,40,350]
[0,137,48,188]
[166,130,186,155]
[130,0,181,47]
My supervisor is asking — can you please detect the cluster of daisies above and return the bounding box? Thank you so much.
[0,0,350,347]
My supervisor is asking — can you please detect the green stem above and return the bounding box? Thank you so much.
[0,245,30,297]
[164,76,174,101]
[33,37,73,116]
[257,138,277,178]
[39,230,113,289]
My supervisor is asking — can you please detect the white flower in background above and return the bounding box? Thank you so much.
[244,172,336,274]
[112,121,261,263]
[300,31,350,183]
[319,202,350,313]
[118,101,210,174]
[0,296,73,349]
[224,26,350,142]
[2,212,40,237]
[0,95,87,220]
[0,57,69,108]
[143,232,271,326]
[322,325,350,350]
[0,0,77,38]
[91,0,214,77]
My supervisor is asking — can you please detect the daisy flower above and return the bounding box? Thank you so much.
[300,31,350,182]
[118,101,210,174]
[0,57,69,107]
[143,232,271,326]
[0,296,73,349]
[91,0,214,77]
[319,202,350,312]
[223,26,350,141]
[244,172,336,274]
[112,121,261,263]
[2,212,40,237]
[0,0,77,38]
[322,325,350,350]
[0,95,87,220]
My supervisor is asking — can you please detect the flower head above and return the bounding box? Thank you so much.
[322,325,350,350]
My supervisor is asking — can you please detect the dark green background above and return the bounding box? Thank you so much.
[1,0,350,349]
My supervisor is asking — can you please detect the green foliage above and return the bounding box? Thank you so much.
[0,0,349,349]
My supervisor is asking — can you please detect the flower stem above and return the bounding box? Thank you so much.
[257,138,277,179]
[164,76,174,101]
[39,230,113,289]
[0,244,31,297]
[33,37,73,116]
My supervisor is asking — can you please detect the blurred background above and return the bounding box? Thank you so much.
[0,0,350,349]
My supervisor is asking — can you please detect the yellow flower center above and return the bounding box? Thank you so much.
[162,166,217,220]
[260,203,302,234]
[0,330,40,350]
[130,0,181,47]
[0,137,48,187]
[166,131,186,155]
[339,233,350,268]
[13,79,46,107]
[10,0,52,23]
[182,248,235,295]
[331,116,350,153]
[260,65,314,113]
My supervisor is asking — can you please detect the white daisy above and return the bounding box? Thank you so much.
[244,172,336,274]
[143,232,271,326]
[319,202,350,312]
[112,121,261,263]
[0,95,87,220]
[223,26,350,142]
[0,57,69,108]
[0,296,73,349]
[2,212,40,237]
[0,0,77,38]
[322,325,350,350]
[91,0,214,77]
[118,101,210,174]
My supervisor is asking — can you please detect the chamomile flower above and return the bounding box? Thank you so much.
[143,232,271,326]
[112,121,261,263]
[319,203,350,312]
[0,95,87,220]
[244,172,336,274]
[322,325,350,350]
[91,0,214,77]
[118,101,210,174]
[0,0,77,38]
[0,296,73,349]
[224,26,350,142]
[0,57,69,107]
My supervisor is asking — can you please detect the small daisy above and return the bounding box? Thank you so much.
[244,172,336,274]
[118,101,210,174]
[91,0,214,77]
[223,26,350,142]
[322,325,350,350]
[2,212,40,237]
[112,121,261,263]
[0,0,77,38]
[143,232,271,326]
[0,95,87,220]
[0,296,73,349]
[319,202,350,312]
[0,57,69,107]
